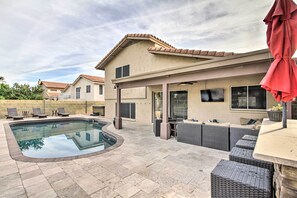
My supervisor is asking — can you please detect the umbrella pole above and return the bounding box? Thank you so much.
[282,101,287,128]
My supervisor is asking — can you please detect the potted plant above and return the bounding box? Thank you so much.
[267,104,283,122]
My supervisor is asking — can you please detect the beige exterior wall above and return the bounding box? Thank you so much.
[104,74,277,124]
[41,84,63,99]
[101,40,277,124]
[104,40,203,100]
[186,75,276,124]
[61,78,104,101]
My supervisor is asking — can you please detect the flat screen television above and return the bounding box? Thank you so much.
[200,88,224,102]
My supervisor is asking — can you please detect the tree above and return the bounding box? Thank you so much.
[0,80,43,100]
[0,76,5,84]
[0,83,11,99]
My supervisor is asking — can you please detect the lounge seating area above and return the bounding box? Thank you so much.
[4,107,69,119]
[175,119,260,151]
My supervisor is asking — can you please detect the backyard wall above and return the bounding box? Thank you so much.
[0,100,104,119]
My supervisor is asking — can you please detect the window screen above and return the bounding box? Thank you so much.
[123,65,130,77]
[116,67,122,78]
[86,85,91,93]
[99,85,103,95]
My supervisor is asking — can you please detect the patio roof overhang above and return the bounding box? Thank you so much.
[112,49,272,89]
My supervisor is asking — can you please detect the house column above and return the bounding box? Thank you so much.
[115,86,122,129]
[160,83,170,139]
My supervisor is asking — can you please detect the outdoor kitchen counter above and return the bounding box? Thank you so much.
[253,118,297,168]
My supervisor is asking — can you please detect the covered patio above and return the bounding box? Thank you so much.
[113,49,278,139]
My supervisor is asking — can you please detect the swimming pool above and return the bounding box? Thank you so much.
[6,118,121,161]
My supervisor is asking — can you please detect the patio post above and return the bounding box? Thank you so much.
[115,86,122,129]
[160,83,170,139]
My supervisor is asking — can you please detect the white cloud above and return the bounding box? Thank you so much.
[0,0,282,85]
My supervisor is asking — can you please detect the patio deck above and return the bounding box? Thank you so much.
[0,116,228,198]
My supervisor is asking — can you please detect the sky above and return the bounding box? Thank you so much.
[0,0,282,85]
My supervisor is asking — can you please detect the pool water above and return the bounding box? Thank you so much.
[11,120,115,158]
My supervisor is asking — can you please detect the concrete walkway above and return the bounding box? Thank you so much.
[0,116,228,198]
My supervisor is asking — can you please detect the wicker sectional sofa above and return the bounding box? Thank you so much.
[177,121,259,151]
[176,122,202,146]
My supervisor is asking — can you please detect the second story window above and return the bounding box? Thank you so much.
[115,65,130,78]
[86,85,91,93]
[99,85,103,95]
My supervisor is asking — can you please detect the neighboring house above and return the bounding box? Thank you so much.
[61,74,104,101]
[95,34,291,130]
[38,80,70,100]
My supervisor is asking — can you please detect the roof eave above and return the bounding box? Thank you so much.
[112,48,271,84]
[95,35,174,70]
[148,50,218,60]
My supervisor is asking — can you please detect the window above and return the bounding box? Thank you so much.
[86,85,91,93]
[76,87,80,99]
[86,133,90,141]
[50,89,57,92]
[123,65,129,77]
[99,85,103,95]
[115,103,135,119]
[115,65,130,78]
[231,85,266,110]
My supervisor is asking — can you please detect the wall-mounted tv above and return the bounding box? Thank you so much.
[200,88,224,102]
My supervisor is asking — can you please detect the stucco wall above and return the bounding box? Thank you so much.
[104,74,277,124]
[104,40,203,100]
[61,78,104,101]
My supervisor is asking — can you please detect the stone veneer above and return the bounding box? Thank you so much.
[274,164,297,197]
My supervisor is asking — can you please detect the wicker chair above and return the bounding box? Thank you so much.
[57,108,69,117]
[6,108,24,120]
[235,139,256,150]
[242,135,258,141]
[229,147,274,172]
[229,125,259,149]
[211,160,272,198]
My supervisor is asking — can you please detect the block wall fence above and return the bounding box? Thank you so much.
[0,100,104,118]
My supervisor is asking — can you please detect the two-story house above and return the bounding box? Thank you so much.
[95,34,293,139]
[61,74,104,101]
[38,80,70,100]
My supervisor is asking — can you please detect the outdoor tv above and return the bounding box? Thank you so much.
[200,88,224,102]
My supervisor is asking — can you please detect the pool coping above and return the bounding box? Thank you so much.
[3,117,124,163]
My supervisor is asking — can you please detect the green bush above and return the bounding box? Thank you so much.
[0,79,43,100]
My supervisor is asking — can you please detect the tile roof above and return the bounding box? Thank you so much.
[95,33,236,70]
[40,81,69,89]
[95,34,175,69]
[80,74,105,83]
[148,47,235,57]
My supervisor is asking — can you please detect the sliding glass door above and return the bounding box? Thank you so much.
[170,91,188,120]
[152,91,188,121]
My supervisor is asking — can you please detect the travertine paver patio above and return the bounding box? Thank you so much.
[0,116,228,198]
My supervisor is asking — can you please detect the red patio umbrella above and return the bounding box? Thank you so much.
[260,0,297,127]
